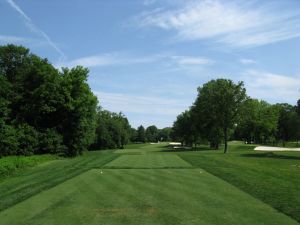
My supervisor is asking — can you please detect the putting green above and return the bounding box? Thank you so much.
[103,154,192,168]
[0,169,298,225]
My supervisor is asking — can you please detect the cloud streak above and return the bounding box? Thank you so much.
[243,70,300,104]
[59,52,214,68]
[93,91,191,127]
[239,58,256,65]
[6,0,66,61]
[0,35,29,44]
[136,0,300,47]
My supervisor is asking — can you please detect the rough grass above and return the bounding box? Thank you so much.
[0,168,298,225]
[0,154,59,179]
[176,143,300,222]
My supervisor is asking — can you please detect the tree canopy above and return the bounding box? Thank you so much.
[0,44,132,157]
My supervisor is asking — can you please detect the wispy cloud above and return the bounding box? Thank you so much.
[243,70,300,104]
[239,58,256,65]
[94,91,188,115]
[5,0,66,61]
[170,55,215,65]
[135,0,300,47]
[58,52,158,68]
[143,0,157,6]
[59,52,214,68]
[0,35,47,47]
[93,91,191,127]
[0,35,29,44]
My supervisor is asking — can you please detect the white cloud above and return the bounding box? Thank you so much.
[0,35,29,44]
[171,55,215,65]
[5,0,66,62]
[243,70,300,104]
[93,91,191,127]
[143,0,157,6]
[57,52,159,68]
[0,35,47,47]
[94,91,189,115]
[58,52,214,68]
[136,0,300,47]
[239,58,256,65]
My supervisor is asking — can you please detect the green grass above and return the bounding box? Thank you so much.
[176,143,300,222]
[0,150,118,211]
[0,154,59,179]
[104,154,192,168]
[0,143,299,225]
[0,168,298,225]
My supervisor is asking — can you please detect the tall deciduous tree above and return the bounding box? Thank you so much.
[145,125,158,142]
[172,110,196,146]
[193,79,247,153]
[137,125,146,143]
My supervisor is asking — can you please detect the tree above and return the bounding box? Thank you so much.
[277,104,295,145]
[0,45,99,156]
[145,125,158,142]
[172,110,196,146]
[193,79,247,153]
[158,127,172,142]
[136,125,146,143]
[91,109,132,150]
[235,99,279,144]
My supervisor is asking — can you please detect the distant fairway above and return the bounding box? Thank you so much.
[104,154,192,168]
[0,143,299,225]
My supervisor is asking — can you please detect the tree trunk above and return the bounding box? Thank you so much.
[224,127,228,153]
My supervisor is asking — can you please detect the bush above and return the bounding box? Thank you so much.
[0,154,58,178]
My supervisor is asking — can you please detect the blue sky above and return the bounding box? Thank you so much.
[1,0,300,128]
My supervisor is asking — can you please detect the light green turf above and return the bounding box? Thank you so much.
[115,143,166,154]
[0,169,298,225]
[103,154,192,168]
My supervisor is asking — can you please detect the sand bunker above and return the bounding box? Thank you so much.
[254,146,300,152]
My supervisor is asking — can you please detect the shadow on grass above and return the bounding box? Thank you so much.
[241,152,300,160]
[160,146,218,152]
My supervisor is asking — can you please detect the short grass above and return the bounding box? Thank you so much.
[0,168,298,225]
[104,154,192,168]
[0,151,118,211]
[1,143,299,225]
[115,142,166,154]
[176,143,300,222]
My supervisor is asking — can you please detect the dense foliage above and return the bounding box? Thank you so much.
[91,110,132,150]
[130,125,172,143]
[172,79,300,152]
[0,45,133,157]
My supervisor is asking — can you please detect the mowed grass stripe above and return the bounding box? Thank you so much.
[0,151,119,211]
[0,169,298,225]
[176,148,300,222]
[104,154,192,168]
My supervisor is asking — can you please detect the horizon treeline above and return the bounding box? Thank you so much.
[1,45,299,157]
[0,45,134,157]
[0,45,171,157]
[172,79,300,152]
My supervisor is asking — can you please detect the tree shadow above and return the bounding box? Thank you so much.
[241,152,300,160]
[160,146,218,152]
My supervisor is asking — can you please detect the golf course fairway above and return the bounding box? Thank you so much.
[0,143,299,225]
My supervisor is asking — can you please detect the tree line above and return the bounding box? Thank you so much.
[0,45,134,157]
[130,125,172,143]
[172,79,300,153]
[2,45,298,156]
